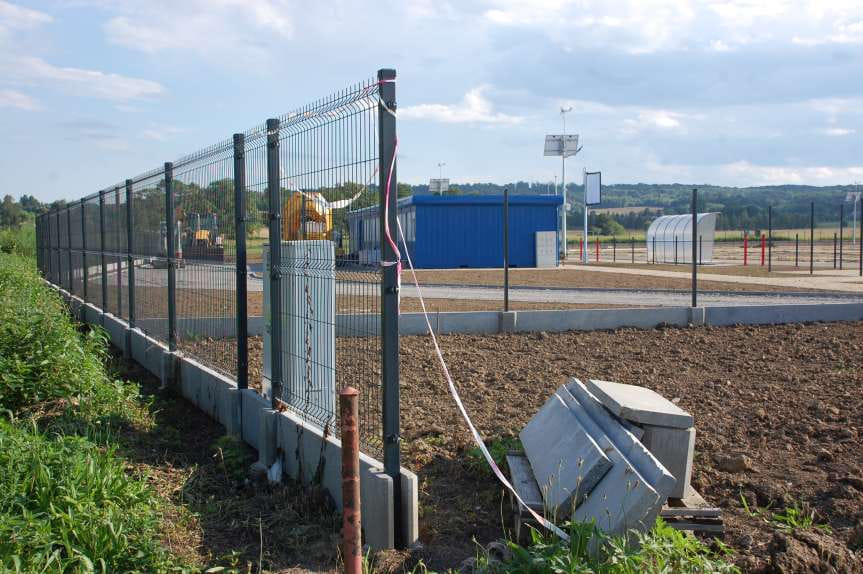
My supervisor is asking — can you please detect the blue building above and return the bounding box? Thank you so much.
[346,194,562,268]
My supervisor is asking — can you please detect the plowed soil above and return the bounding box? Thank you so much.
[200,322,863,572]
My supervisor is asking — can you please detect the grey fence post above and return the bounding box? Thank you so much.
[115,187,122,316]
[691,188,697,308]
[165,163,177,356]
[266,118,283,405]
[234,133,249,390]
[503,187,509,312]
[768,205,772,272]
[810,201,815,275]
[839,203,844,270]
[795,233,799,267]
[100,191,107,313]
[378,67,403,546]
[81,199,87,299]
[126,179,135,329]
[66,206,73,292]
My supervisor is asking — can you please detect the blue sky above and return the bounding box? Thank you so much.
[2,0,863,203]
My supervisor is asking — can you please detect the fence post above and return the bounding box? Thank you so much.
[744,233,748,266]
[266,118,283,405]
[810,201,815,275]
[99,191,107,314]
[699,235,703,265]
[165,163,177,358]
[613,236,616,262]
[595,237,599,262]
[859,197,862,276]
[340,387,362,574]
[126,180,135,330]
[378,67,403,546]
[833,233,837,269]
[768,205,772,272]
[234,133,249,390]
[115,187,122,317]
[840,203,844,270]
[674,235,678,264]
[652,236,656,263]
[631,235,634,264]
[503,187,509,312]
[691,188,697,308]
[66,206,73,292]
[81,199,88,299]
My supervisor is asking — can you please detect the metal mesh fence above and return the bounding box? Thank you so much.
[34,71,395,461]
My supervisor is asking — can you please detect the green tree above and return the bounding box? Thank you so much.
[0,195,26,228]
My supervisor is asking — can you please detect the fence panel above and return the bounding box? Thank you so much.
[269,78,384,456]
[171,142,238,377]
[33,71,393,464]
[130,169,168,343]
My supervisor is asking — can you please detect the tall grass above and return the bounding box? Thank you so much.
[0,223,36,258]
[0,253,182,572]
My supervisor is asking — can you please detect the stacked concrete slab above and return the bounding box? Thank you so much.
[520,378,691,535]
[520,380,676,535]
[585,379,695,499]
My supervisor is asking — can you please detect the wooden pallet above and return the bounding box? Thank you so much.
[660,485,724,535]
[507,453,724,539]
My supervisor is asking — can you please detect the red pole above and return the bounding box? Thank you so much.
[743,234,748,266]
[579,238,583,261]
[760,233,766,266]
[595,237,600,262]
[340,387,361,574]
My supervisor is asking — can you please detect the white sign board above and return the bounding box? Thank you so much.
[585,171,601,205]
[535,231,558,268]
[429,178,449,195]
[846,191,861,203]
[544,134,580,158]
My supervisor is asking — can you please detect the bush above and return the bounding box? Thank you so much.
[0,224,36,258]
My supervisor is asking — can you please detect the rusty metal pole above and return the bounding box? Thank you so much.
[340,387,361,574]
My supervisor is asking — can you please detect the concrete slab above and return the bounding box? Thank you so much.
[520,388,613,515]
[641,425,695,499]
[241,389,269,451]
[585,379,693,429]
[565,379,676,534]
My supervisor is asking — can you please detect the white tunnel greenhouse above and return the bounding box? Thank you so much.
[645,213,719,264]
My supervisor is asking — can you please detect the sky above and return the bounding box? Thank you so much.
[1,0,863,203]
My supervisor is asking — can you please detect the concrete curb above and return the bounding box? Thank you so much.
[47,282,418,551]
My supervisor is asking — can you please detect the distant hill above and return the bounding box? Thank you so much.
[410,182,862,231]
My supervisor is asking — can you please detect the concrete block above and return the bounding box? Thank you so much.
[585,379,693,429]
[565,379,676,534]
[179,358,201,404]
[83,304,102,326]
[641,425,695,499]
[102,314,127,352]
[219,387,242,436]
[241,389,269,451]
[399,469,420,546]
[689,306,706,327]
[257,408,277,466]
[500,311,517,333]
[520,388,613,515]
[362,468,394,550]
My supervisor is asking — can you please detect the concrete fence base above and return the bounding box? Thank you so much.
[49,284,418,551]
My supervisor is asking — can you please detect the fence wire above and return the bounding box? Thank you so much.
[35,72,391,459]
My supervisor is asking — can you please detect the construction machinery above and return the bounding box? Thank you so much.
[181,212,225,261]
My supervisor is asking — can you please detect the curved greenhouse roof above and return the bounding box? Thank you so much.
[646,213,718,264]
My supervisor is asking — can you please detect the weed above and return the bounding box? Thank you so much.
[465,437,522,476]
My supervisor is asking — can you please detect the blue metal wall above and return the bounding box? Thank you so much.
[348,194,561,268]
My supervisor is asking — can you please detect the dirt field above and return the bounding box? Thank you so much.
[412,267,826,293]
[193,322,863,572]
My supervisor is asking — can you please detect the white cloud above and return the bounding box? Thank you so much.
[0,88,37,110]
[822,127,855,136]
[400,86,524,125]
[141,125,184,141]
[722,160,863,185]
[103,0,293,61]
[0,1,51,32]
[1,56,164,101]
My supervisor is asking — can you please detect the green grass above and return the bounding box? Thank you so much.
[0,223,35,258]
[0,253,189,572]
[740,494,830,534]
[473,519,739,574]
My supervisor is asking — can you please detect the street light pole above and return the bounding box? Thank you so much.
[437,162,446,180]
[561,106,572,260]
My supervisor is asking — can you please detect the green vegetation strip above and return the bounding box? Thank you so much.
[0,253,182,572]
